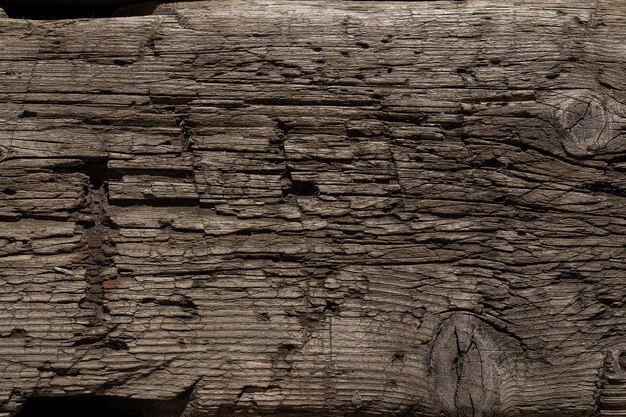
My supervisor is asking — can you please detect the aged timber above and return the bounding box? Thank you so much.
[0,1,625,416]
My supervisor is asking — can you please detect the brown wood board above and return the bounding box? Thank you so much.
[0,1,625,416]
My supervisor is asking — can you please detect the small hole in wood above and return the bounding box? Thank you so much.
[18,110,37,118]
[289,180,317,196]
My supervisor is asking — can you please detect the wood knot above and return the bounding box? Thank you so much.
[429,313,524,417]
[558,92,625,158]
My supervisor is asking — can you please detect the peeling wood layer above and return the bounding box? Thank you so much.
[0,1,625,416]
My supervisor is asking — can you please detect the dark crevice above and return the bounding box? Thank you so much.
[139,295,199,319]
[154,295,198,311]
[234,229,253,236]
[13,394,191,417]
[110,197,200,207]
[0,0,166,19]
[153,96,195,106]
[18,110,38,118]
[176,115,192,153]
[281,169,318,197]
[278,343,297,352]
[481,157,505,169]
[113,58,135,67]
[108,167,193,179]
[245,97,377,107]
[70,333,107,347]
[583,180,626,198]
[54,158,116,329]
[103,338,130,351]
[285,179,318,197]
[5,328,28,338]
[52,159,109,191]
[71,332,130,351]
[324,300,340,313]
[553,270,585,283]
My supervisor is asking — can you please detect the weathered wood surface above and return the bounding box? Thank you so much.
[0,1,625,416]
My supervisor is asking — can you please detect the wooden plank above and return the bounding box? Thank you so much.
[0,1,625,416]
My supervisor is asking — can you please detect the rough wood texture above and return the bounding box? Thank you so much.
[0,1,625,416]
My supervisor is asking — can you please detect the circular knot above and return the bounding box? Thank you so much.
[558,93,624,158]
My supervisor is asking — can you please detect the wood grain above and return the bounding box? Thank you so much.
[0,1,625,416]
